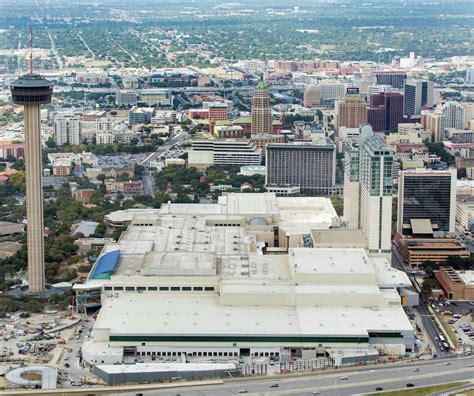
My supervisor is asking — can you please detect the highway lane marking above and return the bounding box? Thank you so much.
[221,358,474,388]
[258,367,474,395]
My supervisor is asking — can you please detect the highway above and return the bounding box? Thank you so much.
[140,132,188,166]
[52,85,302,95]
[117,357,474,395]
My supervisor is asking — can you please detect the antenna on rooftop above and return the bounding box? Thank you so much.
[29,22,33,74]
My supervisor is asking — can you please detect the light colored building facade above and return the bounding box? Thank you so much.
[466,67,474,84]
[460,102,474,130]
[116,90,138,107]
[456,200,474,231]
[320,83,346,101]
[251,134,285,156]
[444,128,474,143]
[188,139,262,169]
[54,112,82,146]
[423,111,444,142]
[441,101,465,131]
[344,137,394,253]
[76,193,414,368]
[95,117,114,144]
[303,86,321,107]
[335,88,368,133]
[138,89,172,107]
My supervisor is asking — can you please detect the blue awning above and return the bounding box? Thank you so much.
[90,250,120,279]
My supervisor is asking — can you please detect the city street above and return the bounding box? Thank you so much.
[391,249,444,355]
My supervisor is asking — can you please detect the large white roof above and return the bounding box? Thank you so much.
[289,248,374,275]
[96,362,236,374]
[95,293,413,338]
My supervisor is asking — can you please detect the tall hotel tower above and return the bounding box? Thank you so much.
[251,79,272,135]
[10,65,53,293]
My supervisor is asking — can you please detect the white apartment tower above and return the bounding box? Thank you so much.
[95,117,114,144]
[441,101,465,131]
[54,113,82,146]
[344,136,394,253]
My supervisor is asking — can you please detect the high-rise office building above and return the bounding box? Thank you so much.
[10,73,53,293]
[397,168,456,235]
[303,86,321,107]
[422,110,444,142]
[460,102,474,129]
[54,112,82,146]
[374,71,407,89]
[266,141,336,195]
[441,101,465,131]
[251,79,272,135]
[367,106,386,132]
[368,92,404,132]
[344,136,394,253]
[404,79,434,117]
[335,87,368,132]
[320,83,347,101]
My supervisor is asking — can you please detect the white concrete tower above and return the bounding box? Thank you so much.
[10,74,53,293]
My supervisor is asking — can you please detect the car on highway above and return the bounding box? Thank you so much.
[238,389,248,394]
[413,367,420,372]
[340,376,349,380]
[375,387,384,391]
[406,383,415,387]
[312,392,321,395]
[270,383,279,388]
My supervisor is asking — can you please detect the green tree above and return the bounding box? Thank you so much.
[9,171,26,192]
[330,195,343,216]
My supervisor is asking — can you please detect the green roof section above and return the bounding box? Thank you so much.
[256,79,268,90]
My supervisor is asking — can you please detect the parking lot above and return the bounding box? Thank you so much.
[97,153,150,168]
[431,300,474,316]
[430,300,474,350]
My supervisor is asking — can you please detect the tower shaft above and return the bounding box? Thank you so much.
[24,104,45,292]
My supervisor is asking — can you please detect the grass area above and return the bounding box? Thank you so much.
[84,60,112,68]
[450,389,474,396]
[367,381,470,396]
